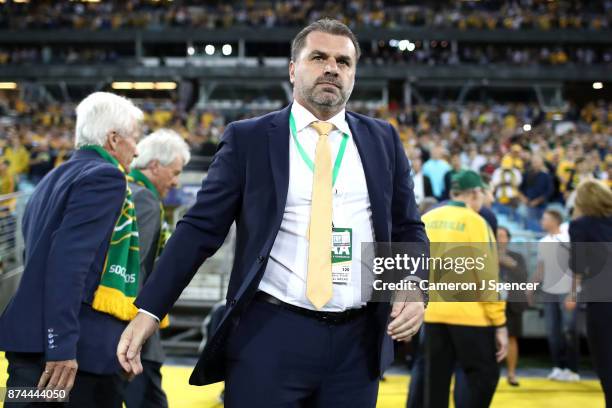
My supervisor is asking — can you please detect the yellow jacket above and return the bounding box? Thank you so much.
[3,146,30,175]
[423,201,506,327]
[0,171,17,212]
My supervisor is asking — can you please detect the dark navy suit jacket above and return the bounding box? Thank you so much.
[0,149,128,374]
[135,104,429,385]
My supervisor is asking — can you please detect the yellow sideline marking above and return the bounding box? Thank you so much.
[0,353,604,407]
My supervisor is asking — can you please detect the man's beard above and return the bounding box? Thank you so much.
[303,77,352,109]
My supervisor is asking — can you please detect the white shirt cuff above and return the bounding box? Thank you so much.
[138,308,160,322]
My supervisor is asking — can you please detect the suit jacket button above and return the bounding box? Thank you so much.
[230,299,237,306]
[257,255,266,263]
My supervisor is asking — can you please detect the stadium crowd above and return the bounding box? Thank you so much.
[1,0,611,31]
[0,91,610,231]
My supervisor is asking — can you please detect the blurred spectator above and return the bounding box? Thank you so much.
[464,144,487,172]
[564,157,596,199]
[422,145,451,201]
[519,156,553,231]
[569,179,612,407]
[497,226,528,387]
[408,153,433,207]
[479,178,499,234]
[491,161,523,214]
[0,159,17,197]
[2,136,30,178]
[501,144,525,171]
[442,150,464,201]
[28,140,54,184]
[529,209,579,382]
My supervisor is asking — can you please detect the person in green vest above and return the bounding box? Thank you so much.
[123,129,190,408]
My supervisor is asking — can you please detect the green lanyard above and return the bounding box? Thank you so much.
[289,113,349,186]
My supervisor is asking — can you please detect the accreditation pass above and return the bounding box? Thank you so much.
[332,227,352,283]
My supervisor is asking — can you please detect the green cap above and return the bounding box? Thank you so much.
[451,170,486,191]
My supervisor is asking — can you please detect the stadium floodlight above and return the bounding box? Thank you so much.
[133,82,155,90]
[112,82,176,91]
[187,46,195,56]
[13,0,29,3]
[205,45,215,56]
[154,82,177,90]
[592,82,603,90]
[111,82,133,90]
[398,40,409,51]
[0,82,17,90]
[523,124,532,132]
[407,42,416,52]
[389,39,399,47]
[222,44,232,56]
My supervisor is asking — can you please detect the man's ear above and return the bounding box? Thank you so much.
[289,60,296,85]
[104,131,120,152]
[148,160,161,175]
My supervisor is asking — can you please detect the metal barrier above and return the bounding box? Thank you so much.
[0,191,30,313]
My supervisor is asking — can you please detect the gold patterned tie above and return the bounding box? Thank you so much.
[307,121,335,309]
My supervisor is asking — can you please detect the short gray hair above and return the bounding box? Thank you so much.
[291,18,361,62]
[75,92,143,148]
[132,129,191,169]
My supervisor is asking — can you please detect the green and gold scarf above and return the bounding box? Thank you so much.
[84,145,169,328]
[128,168,171,258]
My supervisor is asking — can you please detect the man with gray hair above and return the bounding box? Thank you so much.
[122,129,190,408]
[0,91,142,407]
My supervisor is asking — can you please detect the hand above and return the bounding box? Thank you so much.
[37,359,77,401]
[117,312,159,377]
[564,294,577,312]
[500,255,517,269]
[495,326,509,362]
[387,290,425,342]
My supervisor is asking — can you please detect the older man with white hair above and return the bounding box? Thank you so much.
[0,92,143,407]
[122,129,190,408]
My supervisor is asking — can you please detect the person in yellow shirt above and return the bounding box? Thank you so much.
[3,136,30,177]
[500,144,524,171]
[557,145,578,194]
[0,159,18,214]
[422,170,507,408]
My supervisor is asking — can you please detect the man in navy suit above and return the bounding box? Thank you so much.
[118,18,429,407]
[0,92,143,407]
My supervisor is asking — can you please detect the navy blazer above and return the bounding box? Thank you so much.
[0,149,128,374]
[136,104,429,385]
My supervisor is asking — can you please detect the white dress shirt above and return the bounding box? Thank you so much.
[412,171,425,206]
[258,101,375,311]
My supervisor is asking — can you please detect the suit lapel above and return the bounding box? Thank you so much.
[347,112,387,242]
[266,106,388,242]
[267,104,291,236]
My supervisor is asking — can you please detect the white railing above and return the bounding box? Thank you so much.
[0,192,29,277]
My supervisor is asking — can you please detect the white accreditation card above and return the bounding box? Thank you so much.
[331,227,352,284]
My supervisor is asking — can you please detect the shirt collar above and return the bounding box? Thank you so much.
[291,100,350,136]
[129,168,160,199]
[446,200,467,208]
